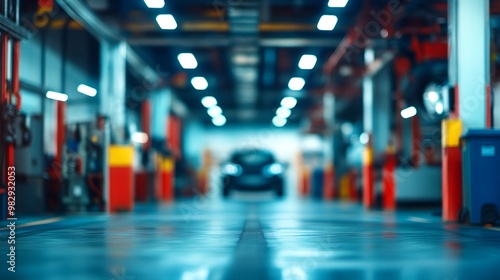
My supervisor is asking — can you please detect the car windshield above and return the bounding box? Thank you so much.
[232,150,274,166]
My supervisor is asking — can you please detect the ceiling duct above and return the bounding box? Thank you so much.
[228,0,260,108]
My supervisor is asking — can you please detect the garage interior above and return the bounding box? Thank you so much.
[1,0,500,279]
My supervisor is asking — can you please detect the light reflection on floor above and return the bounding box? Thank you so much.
[1,194,500,280]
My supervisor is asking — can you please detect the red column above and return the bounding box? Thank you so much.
[442,119,463,222]
[382,147,397,210]
[323,165,335,200]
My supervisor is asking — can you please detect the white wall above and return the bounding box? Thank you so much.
[184,123,302,197]
[199,126,300,162]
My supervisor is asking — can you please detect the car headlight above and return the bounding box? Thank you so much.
[263,163,284,177]
[221,163,242,176]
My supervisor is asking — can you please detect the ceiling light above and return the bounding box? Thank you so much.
[131,132,149,144]
[401,106,417,119]
[425,91,440,103]
[328,0,349,8]
[208,106,223,117]
[288,77,306,91]
[276,107,292,119]
[298,54,317,70]
[435,103,444,115]
[46,91,68,102]
[359,132,369,145]
[272,116,287,128]
[177,53,198,69]
[191,77,208,90]
[201,96,217,108]
[212,115,227,126]
[77,84,97,97]
[144,0,165,8]
[281,97,298,109]
[156,14,177,30]
[317,15,338,31]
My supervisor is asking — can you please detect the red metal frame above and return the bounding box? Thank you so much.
[2,35,22,219]
[1,34,7,104]
[55,102,65,166]
[411,116,421,168]
[141,101,151,150]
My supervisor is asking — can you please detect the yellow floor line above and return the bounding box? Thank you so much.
[0,217,64,230]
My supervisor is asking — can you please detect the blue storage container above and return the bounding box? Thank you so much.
[461,130,500,224]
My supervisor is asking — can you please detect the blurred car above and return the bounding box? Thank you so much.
[220,149,285,197]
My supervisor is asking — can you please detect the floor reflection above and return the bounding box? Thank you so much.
[1,196,500,279]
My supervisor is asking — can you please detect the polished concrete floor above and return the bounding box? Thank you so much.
[1,195,500,280]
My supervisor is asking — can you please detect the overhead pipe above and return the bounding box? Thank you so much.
[323,0,372,76]
[323,0,416,76]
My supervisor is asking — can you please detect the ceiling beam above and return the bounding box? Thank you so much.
[56,0,160,86]
[127,37,343,47]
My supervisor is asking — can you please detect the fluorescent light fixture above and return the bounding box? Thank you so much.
[276,107,292,119]
[288,77,306,91]
[401,106,417,119]
[208,106,223,117]
[201,96,217,108]
[212,115,227,126]
[328,0,349,8]
[425,91,440,103]
[132,132,149,144]
[272,116,287,127]
[281,97,298,109]
[144,0,165,8]
[177,53,198,69]
[360,132,369,145]
[435,103,444,114]
[191,77,208,90]
[317,15,338,31]
[77,84,97,97]
[298,54,317,70]
[156,14,177,30]
[46,91,68,102]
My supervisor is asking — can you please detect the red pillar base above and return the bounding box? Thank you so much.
[109,167,134,213]
[442,147,463,222]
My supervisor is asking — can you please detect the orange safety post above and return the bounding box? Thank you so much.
[323,164,335,200]
[442,119,463,222]
[198,149,212,195]
[297,152,307,197]
[301,168,310,197]
[108,146,135,213]
[382,145,397,211]
[362,136,375,208]
[339,173,350,201]
[198,168,207,195]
